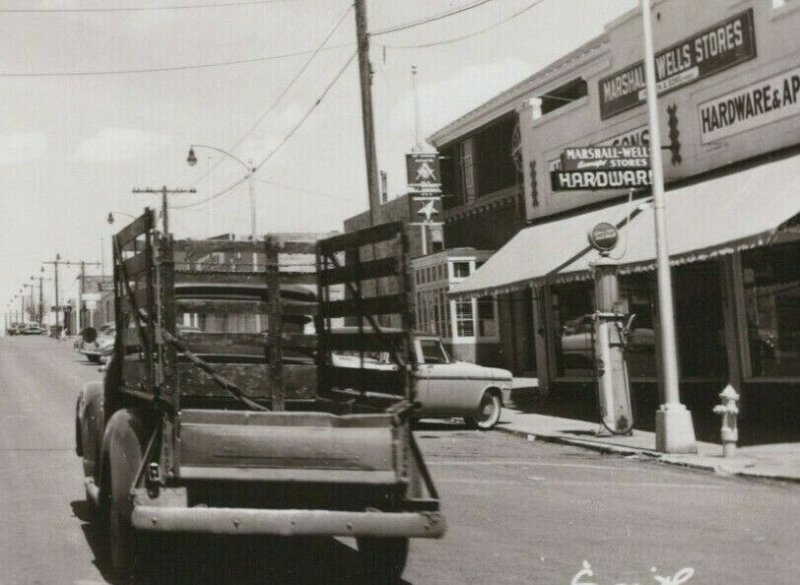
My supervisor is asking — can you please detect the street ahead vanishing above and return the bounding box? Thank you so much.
[1,335,799,585]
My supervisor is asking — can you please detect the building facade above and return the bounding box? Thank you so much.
[448,0,800,438]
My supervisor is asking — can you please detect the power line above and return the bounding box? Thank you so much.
[0,44,352,78]
[253,50,356,173]
[176,49,357,211]
[375,0,547,49]
[187,1,355,188]
[370,0,494,37]
[0,0,300,13]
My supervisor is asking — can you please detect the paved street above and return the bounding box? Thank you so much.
[1,336,799,584]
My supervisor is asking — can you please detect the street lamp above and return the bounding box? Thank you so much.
[187,145,257,246]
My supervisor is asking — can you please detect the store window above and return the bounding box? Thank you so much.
[742,242,800,378]
[552,281,594,377]
[620,274,657,379]
[673,262,727,378]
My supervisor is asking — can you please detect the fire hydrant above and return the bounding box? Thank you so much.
[713,384,740,458]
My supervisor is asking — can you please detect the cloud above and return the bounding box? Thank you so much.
[76,127,171,163]
[0,132,48,165]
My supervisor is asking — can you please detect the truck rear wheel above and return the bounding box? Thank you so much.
[357,537,409,584]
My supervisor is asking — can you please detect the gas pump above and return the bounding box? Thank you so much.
[588,223,634,435]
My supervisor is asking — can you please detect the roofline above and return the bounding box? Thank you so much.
[428,34,610,148]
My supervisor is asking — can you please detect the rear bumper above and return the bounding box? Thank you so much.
[131,505,445,538]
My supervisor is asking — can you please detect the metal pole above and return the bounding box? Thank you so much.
[641,0,696,453]
[249,160,257,246]
[412,65,421,151]
[55,260,60,330]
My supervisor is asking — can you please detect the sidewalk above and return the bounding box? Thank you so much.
[499,379,800,483]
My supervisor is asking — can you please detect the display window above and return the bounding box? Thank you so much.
[742,241,800,378]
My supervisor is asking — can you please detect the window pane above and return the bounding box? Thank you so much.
[742,242,800,377]
[419,339,449,364]
[453,262,470,278]
[455,299,474,337]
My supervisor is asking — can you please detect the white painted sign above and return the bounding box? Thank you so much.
[548,126,650,172]
[699,66,800,143]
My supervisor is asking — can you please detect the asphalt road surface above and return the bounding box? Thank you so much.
[1,335,799,584]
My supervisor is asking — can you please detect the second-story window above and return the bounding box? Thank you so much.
[461,138,476,204]
[541,77,587,116]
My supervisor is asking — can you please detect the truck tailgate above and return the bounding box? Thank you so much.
[176,409,400,484]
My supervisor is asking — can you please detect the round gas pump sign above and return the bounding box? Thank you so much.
[588,222,619,252]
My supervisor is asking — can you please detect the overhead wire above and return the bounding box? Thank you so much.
[370,0,495,36]
[0,1,300,13]
[0,44,353,78]
[186,1,355,188]
[375,0,547,50]
[175,49,357,211]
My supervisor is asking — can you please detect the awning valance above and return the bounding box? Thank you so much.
[452,153,800,298]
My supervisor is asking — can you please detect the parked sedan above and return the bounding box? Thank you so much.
[79,322,116,363]
[333,332,512,430]
[21,323,47,335]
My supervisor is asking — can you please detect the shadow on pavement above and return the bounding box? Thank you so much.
[72,501,414,585]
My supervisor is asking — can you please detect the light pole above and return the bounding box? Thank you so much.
[31,269,49,324]
[641,0,696,453]
[187,145,257,246]
[43,253,63,331]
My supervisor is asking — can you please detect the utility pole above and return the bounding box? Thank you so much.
[132,186,196,235]
[42,253,65,331]
[641,0,696,453]
[73,260,101,331]
[354,0,381,225]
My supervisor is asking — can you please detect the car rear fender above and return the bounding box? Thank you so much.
[78,382,104,478]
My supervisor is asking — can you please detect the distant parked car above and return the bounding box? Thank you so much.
[333,331,512,430]
[78,322,116,363]
[20,323,46,335]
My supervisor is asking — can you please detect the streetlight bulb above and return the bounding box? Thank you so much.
[187,147,198,167]
[107,212,114,225]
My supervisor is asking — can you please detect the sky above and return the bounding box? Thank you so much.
[0,0,637,320]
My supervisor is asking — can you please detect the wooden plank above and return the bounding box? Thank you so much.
[280,333,317,350]
[319,365,405,396]
[271,271,317,285]
[177,299,269,314]
[318,256,399,286]
[179,332,265,355]
[177,362,316,400]
[174,240,262,257]
[174,271,267,285]
[318,222,402,255]
[122,253,149,279]
[318,294,406,318]
[321,331,405,353]
[114,209,154,249]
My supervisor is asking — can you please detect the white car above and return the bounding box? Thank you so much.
[334,334,512,430]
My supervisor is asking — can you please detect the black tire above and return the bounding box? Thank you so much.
[464,391,502,431]
[87,354,101,364]
[357,537,409,585]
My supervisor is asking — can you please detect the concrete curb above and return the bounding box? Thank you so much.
[494,424,800,484]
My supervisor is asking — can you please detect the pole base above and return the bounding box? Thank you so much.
[655,404,697,454]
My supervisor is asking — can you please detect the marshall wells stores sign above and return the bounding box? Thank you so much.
[598,8,756,119]
[551,145,651,191]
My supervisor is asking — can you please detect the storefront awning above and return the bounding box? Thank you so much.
[449,197,643,298]
[452,153,800,298]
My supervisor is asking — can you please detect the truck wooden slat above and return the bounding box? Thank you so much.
[174,271,269,285]
[318,294,406,318]
[321,331,405,353]
[122,253,149,278]
[318,256,399,286]
[317,221,403,254]
[114,210,154,249]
